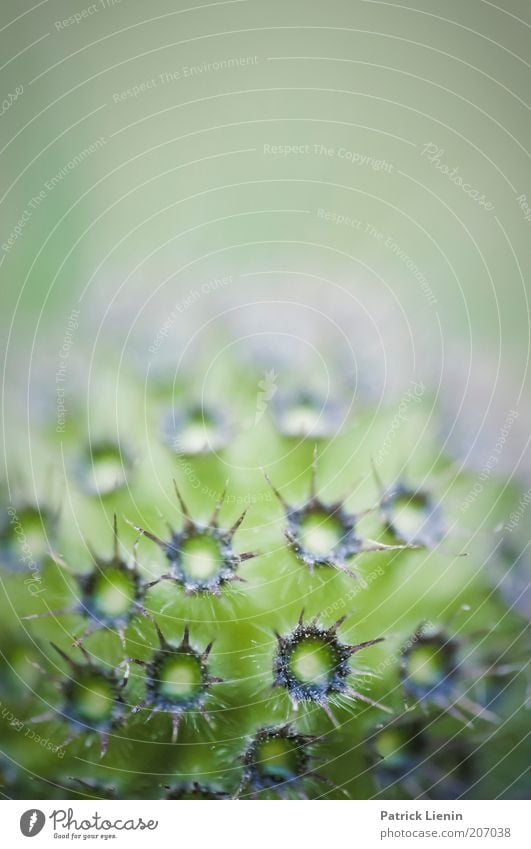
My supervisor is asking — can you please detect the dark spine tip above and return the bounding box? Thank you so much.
[202,640,214,660]
[154,621,169,649]
[173,479,192,525]
[330,614,348,632]
[349,636,385,655]
[50,642,75,667]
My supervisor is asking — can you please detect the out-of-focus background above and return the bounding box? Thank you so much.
[1,0,530,475]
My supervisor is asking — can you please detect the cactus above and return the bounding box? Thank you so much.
[0,353,529,801]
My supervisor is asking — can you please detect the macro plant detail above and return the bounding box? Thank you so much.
[272,612,388,723]
[0,360,528,801]
[400,627,462,705]
[132,483,256,596]
[237,724,322,798]
[266,455,417,580]
[1,0,529,825]
[131,622,221,742]
[379,482,445,548]
[23,517,147,647]
[366,715,473,800]
[34,642,129,757]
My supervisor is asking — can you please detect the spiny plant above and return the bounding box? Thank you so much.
[133,483,256,596]
[272,611,388,721]
[0,351,529,800]
[130,621,222,744]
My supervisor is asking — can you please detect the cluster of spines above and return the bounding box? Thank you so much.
[265,451,423,579]
[131,482,257,596]
[365,714,473,799]
[131,622,221,743]
[32,642,129,757]
[236,724,324,799]
[23,515,147,648]
[272,611,390,724]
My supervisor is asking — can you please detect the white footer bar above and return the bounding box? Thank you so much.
[2,799,526,848]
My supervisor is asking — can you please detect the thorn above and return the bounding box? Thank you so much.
[309,445,319,500]
[262,469,288,508]
[77,643,92,664]
[112,514,119,560]
[50,642,75,667]
[22,606,77,620]
[48,549,74,572]
[346,687,393,714]
[143,575,169,590]
[173,479,192,526]
[349,637,385,655]
[145,707,159,723]
[131,535,141,572]
[360,538,421,553]
[239,550,258,562]
[120,661,130,689]
[211,482,229,526]
[458,694,499,724]
[72,621,98,648]
[153,621,169,649]
[29,710,55,724]
[202,640,214,660]
[334,560,358,579]
[320,701,339,727]
[355,501,381,520]
[330,615,348,633]
[124,518,167,549]
[307,770,333,787]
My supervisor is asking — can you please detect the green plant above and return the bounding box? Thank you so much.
[0,358,528,800]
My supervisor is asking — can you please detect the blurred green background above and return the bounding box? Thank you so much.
[2,0,531,476]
